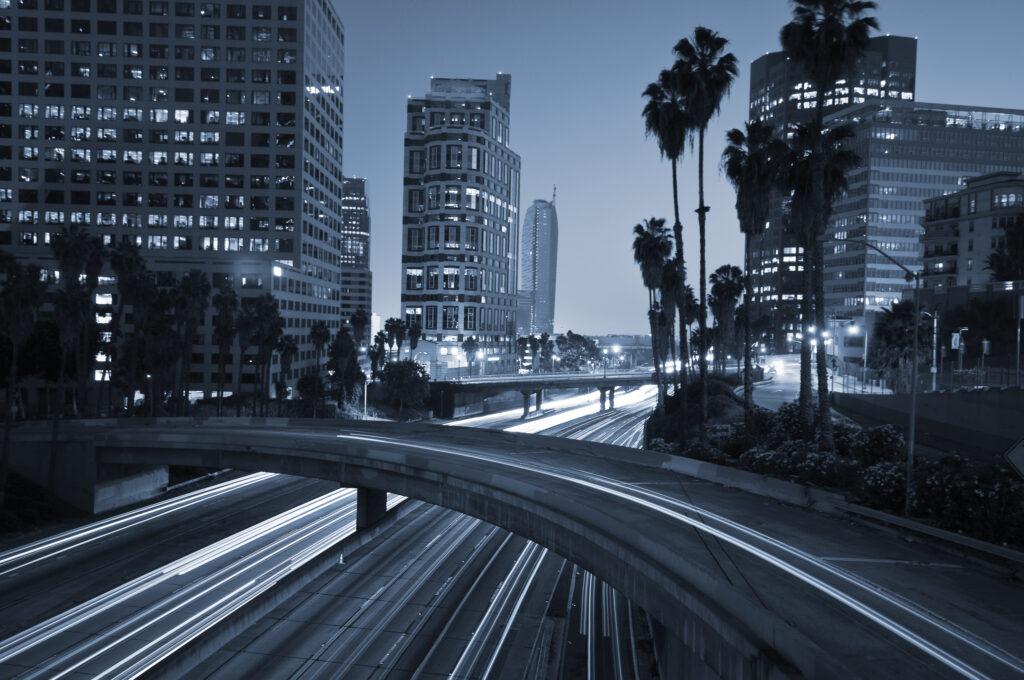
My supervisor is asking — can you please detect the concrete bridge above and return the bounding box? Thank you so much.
[430,369,656,418]
[10,418,1020,679]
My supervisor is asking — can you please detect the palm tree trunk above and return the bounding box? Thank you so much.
[1,345,19,509]
[743,241,754,430]
[217,354,225,417]
[813,238,834,450]
[648,291,664,410]
[799,252,814,431]
[234,344,243,417]
[49,350,66,493]
[696,127,709,439]
[671,157,688,397]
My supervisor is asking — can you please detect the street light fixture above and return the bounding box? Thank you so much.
[828,236,920,516]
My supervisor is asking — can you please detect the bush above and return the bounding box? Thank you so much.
[858,461,906,513]
[679,440,727,463]
[795,451,860,488]
[769,402,811,444]
[739,441,810,478]
[852,425,905,467]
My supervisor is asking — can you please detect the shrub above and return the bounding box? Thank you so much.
[795,451,860,488]
[680,440,727,463]
[857,461,906,513]
[853,425,905,467]
[647,438,677,454]
[831,422,861,459]
[739,441,810,478]
[769,402,811,444]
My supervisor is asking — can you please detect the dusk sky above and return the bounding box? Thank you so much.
[339,0,1024,336]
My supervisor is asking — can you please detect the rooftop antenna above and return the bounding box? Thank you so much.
[552,185,557,204]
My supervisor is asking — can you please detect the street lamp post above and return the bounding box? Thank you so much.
[602,348,609,379]
[828,237,921,515]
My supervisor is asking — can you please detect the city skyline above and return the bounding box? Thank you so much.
[341,0,1024,335]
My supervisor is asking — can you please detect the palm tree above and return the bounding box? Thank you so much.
[234,303,257,416]
[109,241,149,414]
[671,27,738,438]
[781,0,877,449]
[632,217,673,407]
[252,294,284,416]
[709,265,744,373]
[384,317,404,362]
[723,121,786,427]
[308,319,330,416]
[394,320,408,361]
[370,331,387,380]
[350,308,370,348]
[50,287,87,491]
[0,259,44,508]
[408,322,422,353]
[173,270,210,413]
[659,261,684,390]
[327,329,356,403]
[462,336,480,375]
[212,281,238,416]
[275,335,298,414]
[644,69,693,391]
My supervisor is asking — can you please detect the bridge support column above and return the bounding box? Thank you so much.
[599,388,607,411]
[356,488,387,530]
[608,386,615,409]
[535,390,542,412]
[521,391,531,419]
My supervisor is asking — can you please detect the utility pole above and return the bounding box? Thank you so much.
[930,311,938,392]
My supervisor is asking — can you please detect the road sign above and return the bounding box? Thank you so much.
[951,332,960,350]
[1005,438,1024,481]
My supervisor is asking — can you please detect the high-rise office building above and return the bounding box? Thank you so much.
[825,102,1024,369]
[0,0,348,397]
[747,36,917,351]
[400,73,521,372]
[517,194,558,337]
[340,176,372,339]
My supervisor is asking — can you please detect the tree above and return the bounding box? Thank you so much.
[869,301,930,393]
[632,217,673,407]
[172,270,210,414]
[781,0,878,450]
[671,26,738,439]
[462,336,480,374]
[308,320,330,417]
[644,68,693,394]
[234,303,257,416]
[555,331,601,372]
[212,281,238,416]
[51,288,87,490]
[0,258,44,508]
[384,317,404,362]
[709,265,744,373]
[109,241,150,415]
[539,332,554,372]
[408,322,422,352]
[275,335,298,414]
[723,121,786,428]
[327,328,356,403]
[370,331,387,380]
[350,307,370,348]
[380,359,430,417]
[659,261,684,388]
[528,336,541,373]
[987,214,1024,281]
[251,294,284,416]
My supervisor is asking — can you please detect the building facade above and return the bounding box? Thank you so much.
[922,172,1024,290]
[340,176,371,341]
[0,0,349,397]
[747,36,918,352]
[825,103,1024,370]
[400,74,521,373]
[517,196,557,337]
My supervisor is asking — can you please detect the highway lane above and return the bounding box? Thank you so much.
[0,473,343,639]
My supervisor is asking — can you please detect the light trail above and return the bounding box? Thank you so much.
[0,472,277,578]
[504,386,657,434]
[335,430,1001,679]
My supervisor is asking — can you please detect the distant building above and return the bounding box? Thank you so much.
[747,36,918,352]
[340,177,372,332]
[517,195,558,336]
[399,73,522,373]
[922,172,1024,290]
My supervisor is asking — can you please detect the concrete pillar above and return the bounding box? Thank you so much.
[609,386,615,409]
[600,388,607,411]
[534,390,542,412]
[521,391,531,419]
[356,488,387,530]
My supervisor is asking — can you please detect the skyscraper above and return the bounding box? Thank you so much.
[400,73,522,372]
[0,0,349,397]
[747,36,918,351]
[340,177,372,335]
[517,194,558,337]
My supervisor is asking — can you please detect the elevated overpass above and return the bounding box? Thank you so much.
[10,418,1022,679]
[430,369,656,418]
